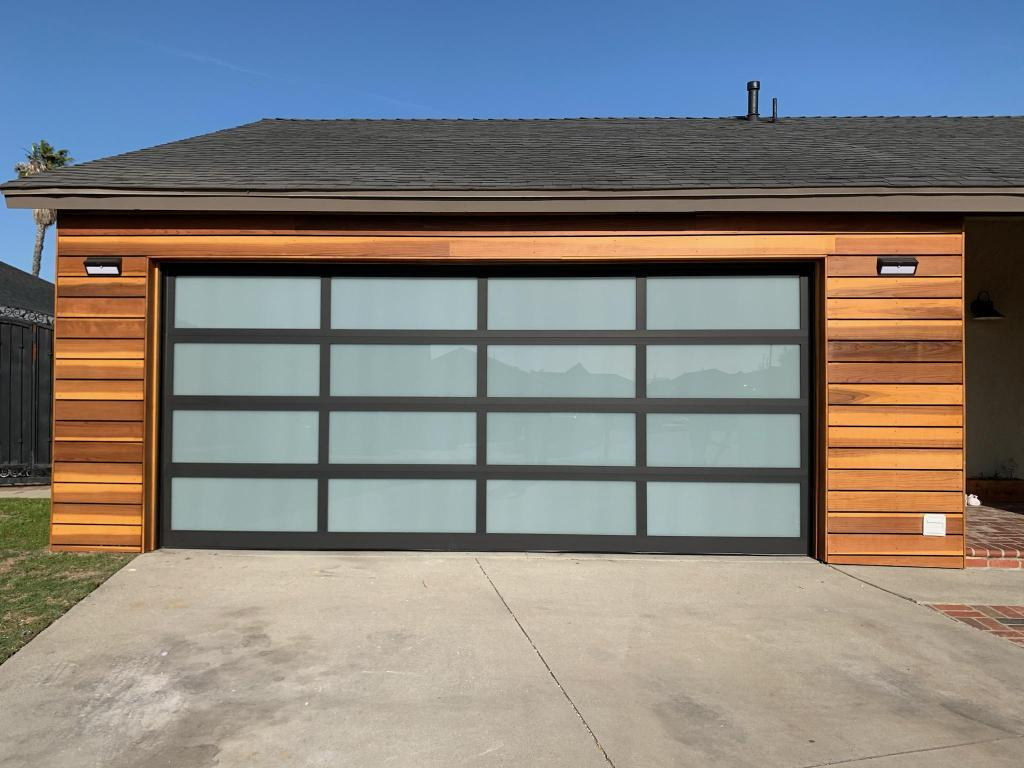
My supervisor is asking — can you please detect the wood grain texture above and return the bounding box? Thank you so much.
[51,543,142,553]
[54,379,145,401]
[57,255,148,277]
[827,470,964,491]
[826,254,962,277]
[826,277,962,298]
[826,491,964,512]
[827,341,961,362]
[53,462,145,484]
[52,482,143,505]
[57,277,148,298]
[56,297,147,318]
[54,338,146,359]
[827,533,963,556]
[828,513,964,535]
[826,362,962,384]
[828,405,963,427]
[828,449,963,470]
[831,235,962,255]
[828,384,963,406]
[828,427,963,448]
[55,359,145,380]
[53,400,145,421]
[827,555,963,568]
[54,420,145,441]
[52,440,144,462]
[51,524,142,547]
[56,319,147,339]
[51,503,143,525]
[826,320,963,341]
[826,298,962,320]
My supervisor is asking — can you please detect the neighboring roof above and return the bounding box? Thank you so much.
[0,262,54,316]
[4,116,1024,213]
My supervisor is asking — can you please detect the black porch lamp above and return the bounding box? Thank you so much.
[969,291,1004,320]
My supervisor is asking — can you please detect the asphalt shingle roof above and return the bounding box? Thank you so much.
[4,116,1024,193]
[0,262,54,314]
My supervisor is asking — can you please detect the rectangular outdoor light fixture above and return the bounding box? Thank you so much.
[83,257,122,277]
[876,256,918,276]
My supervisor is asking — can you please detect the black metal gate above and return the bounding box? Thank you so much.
[0,316,52,484]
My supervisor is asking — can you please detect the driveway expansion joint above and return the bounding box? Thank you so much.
[475,557,616,768]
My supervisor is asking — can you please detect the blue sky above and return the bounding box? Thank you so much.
[2,0,1022,280]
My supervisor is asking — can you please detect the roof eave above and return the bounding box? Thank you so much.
[5,186,1024,213]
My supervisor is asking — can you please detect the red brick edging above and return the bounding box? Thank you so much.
[928,604,1024,647]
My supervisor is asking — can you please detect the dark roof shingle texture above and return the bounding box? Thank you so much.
[4,116,1024,193]
[0,262,54,314]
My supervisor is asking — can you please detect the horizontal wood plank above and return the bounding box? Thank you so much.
[828,448,963,470]
[827,362,962,384]
[57,277,148,298]
[55,358,145,380]
[827,491,964,513]
[53,400,145,421]
[827,554,963,568]
[52,441,144,462]
[54,420,145,442]
[827,298,963,320]
[52,482,143,505]
[828,406,962,427]
[54,380,145,401]
[51,543,142,553]
[828,384,963,406]
[55,318,147,339]
[57,255,148,277]
[828,426,963,448]
[825,277,961,298]
[826,320,963,341]
[831,235,962,255]
[828,469,964,491]
[826,341,961,363]
[54,337,146,359]
[826,254,962,277]
[53,462,145,484]
[56,297,147,318]
[52,503,143,525]
[827,533,963,556]
[51,523,142,547]
[828,513,964,535]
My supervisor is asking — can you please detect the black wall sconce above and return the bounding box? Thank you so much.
[83,256,122,277]
[969,291,1004,320]
[876,256,919,276]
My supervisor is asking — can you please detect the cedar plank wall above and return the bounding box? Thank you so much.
[53,214,966,566]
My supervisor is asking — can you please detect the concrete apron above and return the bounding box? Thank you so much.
[0,551,1021,768]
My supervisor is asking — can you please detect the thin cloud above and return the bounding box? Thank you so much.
[155,43,283,80]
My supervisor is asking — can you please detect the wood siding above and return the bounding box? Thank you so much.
[52,213,966,565]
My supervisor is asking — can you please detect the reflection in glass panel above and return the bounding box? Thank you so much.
[174,344,320,396]
[174,277,320,329]
[487,346,635,398]
[486,480,636,535]
[647,276,801,330]
[331,278,477,330]
[487,412,635,466]
[647,482,801,537]
[173,411,319,464]
[328,479,476,532]
[647,345,800,399]
[647,413,800,468]
[330,411,475,464]
[488,278,635,330]
[171,477,318,531]
[331,345,476,397]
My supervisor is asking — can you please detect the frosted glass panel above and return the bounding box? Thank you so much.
[173,411,318,464]
[488,278,635,330]
[487,412,635,466]
[328,479,476,532]
[171,477,317,531]
[174,277,320,329]
[330,411,475,464]
[332,278,476,329]
[647,482,801,537]
[648,276,800,330]
[331,345,476,397]
[488,346,635,397]
[487,480,636,534]
[647,345,800,398]
[647,413,800,468]
[174,344,319,396]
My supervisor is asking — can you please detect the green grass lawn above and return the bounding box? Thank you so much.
[0,498,134,664]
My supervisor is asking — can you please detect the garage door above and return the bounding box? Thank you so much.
[160,265,812,554]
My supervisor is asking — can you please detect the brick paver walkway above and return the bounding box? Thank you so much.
[966,504,1024,568]
[928,604,1024,647]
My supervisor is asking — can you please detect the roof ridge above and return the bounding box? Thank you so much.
[258,115,1024,122]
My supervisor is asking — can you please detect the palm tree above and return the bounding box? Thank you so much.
[14,141,73,277]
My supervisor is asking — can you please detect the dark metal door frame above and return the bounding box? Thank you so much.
[159,262,815,554]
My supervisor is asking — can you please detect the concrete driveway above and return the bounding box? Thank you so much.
[1,552,1022,768]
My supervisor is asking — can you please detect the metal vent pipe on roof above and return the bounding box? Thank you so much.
[747,81,760,120]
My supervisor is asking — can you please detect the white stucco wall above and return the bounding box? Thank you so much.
[965,217,1024,478]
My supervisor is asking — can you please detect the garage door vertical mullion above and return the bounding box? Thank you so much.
[317,276,331,534]
[635,276,648,538]
[476,278,488,534]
